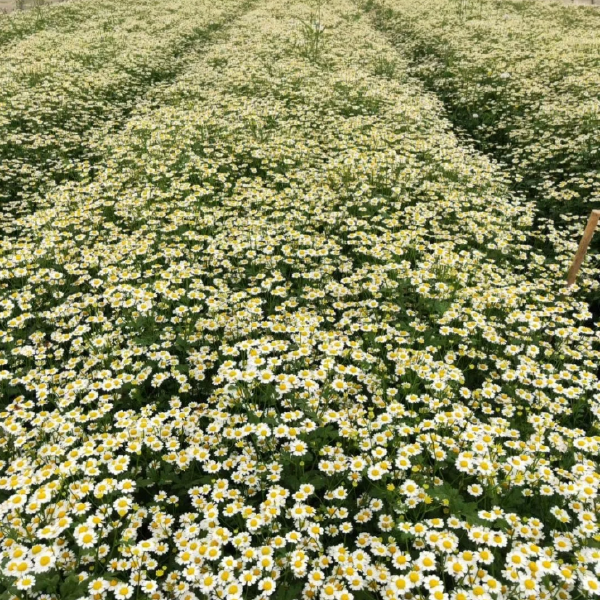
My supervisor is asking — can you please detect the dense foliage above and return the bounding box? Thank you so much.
[0,0,599,599]
[0,0,247,219]
[366,0,600,256]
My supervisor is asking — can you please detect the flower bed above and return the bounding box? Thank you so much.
[366,0,600,260]
[0,0,123,47]
[0,0,599,599]
[0,0,250,228]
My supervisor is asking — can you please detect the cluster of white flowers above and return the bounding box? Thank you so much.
[0,0,599,599]
[0,0,244,229]
[370,0,600,256]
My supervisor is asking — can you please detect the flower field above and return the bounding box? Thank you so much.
[365,0,600,262]
[0,0,599,599]
[0,0,249,226]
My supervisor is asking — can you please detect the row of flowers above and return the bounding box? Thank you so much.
[0,0,249,229]
[366,0,600,268]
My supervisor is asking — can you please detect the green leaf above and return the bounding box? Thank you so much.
[34,573,60,593]
[60,573,85,600]
[136,478,155,487]
[282,474,300,490]
[275,581,303,600]
[429,482,486,526]
[300,470,326,490]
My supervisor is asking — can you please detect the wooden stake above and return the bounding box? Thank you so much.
[566,209,600,287]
